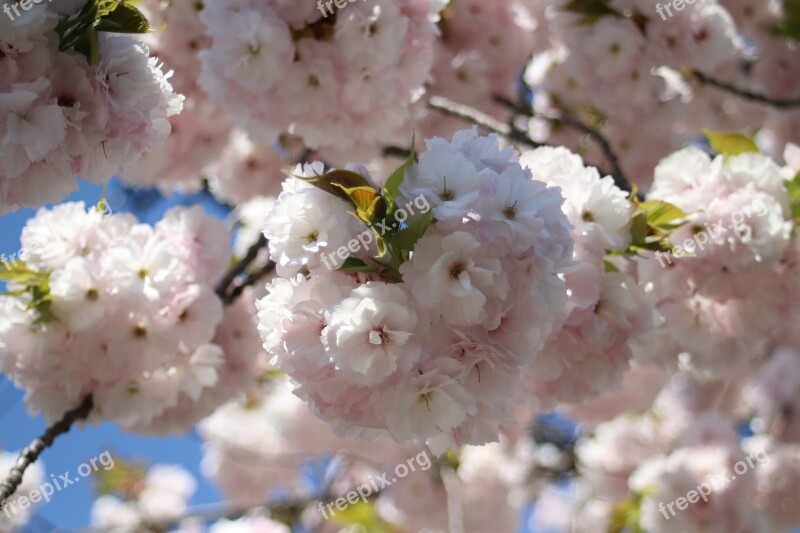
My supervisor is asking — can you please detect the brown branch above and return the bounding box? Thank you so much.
[0,395,93,506]
[222,260,276,305]
[492,94,634,194]
[427,96,543,149]
[214,235,268,304]
[690,69,800,109]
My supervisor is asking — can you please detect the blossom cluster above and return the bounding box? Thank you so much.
[0,4,182,214]
[92,463,196,529]
[524,0,800,182]
[530,364,800,533]
[200,374,532,532]
[257,129,574,452]
[636,145,796,376]
[519,147,653,408]
[197,0,445,155]
[0,202,261,433]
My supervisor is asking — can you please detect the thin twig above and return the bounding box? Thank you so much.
[214,235,268,303]
[0,395,93,506]
[545,112,630,192]
[690,69,800,109]
[222,260,276,305]
[492,94,634,194]
[383,145,413,159]
[427,96,543,149]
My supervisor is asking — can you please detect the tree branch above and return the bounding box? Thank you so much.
[690,69,800,109]
[427,96,543,149]
[221,260,276,305]
[214,235,268,304]
[492,94,634,194]
[0,395,93,506]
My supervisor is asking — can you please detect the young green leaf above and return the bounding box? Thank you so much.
[703,129,759,157]
[338,257,377,274]
[561,0,622,25]
[785,172,800,221]
[332,184,387,225]
[95,1,151,34]
[383,136,416,213]
[386,211,433,251]
[770,0,800,42]
[637,200,689,229]
[298,169,374,202]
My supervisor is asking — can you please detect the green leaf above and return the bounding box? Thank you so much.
[561,0,622,24]
[385,210,433,251]
[338,257,377,274]
[73,27,101,65]
[770,0,800,42]
[95,1,151,34]
[375,234,387,257]
[96,0,122,17]
[297,169,389,225]
[638,200,689,229]
[703,129,760,157]
[785,172,800,222]
[384,136,416,213]
[444,449,461,471]
[93,454,148,499]
[629,212,648,247]
[0,261,39,284]
[330,501,394,533]
[607,494,644,533]
[335,185,387,226]
[300,169,372,200]
[29,274,56,324]
[604,260,620,273]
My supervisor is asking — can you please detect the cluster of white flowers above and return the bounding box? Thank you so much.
[0,5,182,214]
[257,129,574,452]
[533,370,794,533]
[524,0,800,181]
[0,202,261,433]
[519,147,653,408]
[92,464,196,530]
[416,0,543,140]
[636,146,796,375]
[196,0,445,155]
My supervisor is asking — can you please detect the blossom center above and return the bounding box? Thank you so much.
[369,328,390,345]
[449,261,466,279]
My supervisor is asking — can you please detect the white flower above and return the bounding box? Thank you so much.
[401,147,488,221]
[326,283,421,385]
[382,360,472,442]
[50,257,106,331]
[400,230,508,327]
[264,177,367,277]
